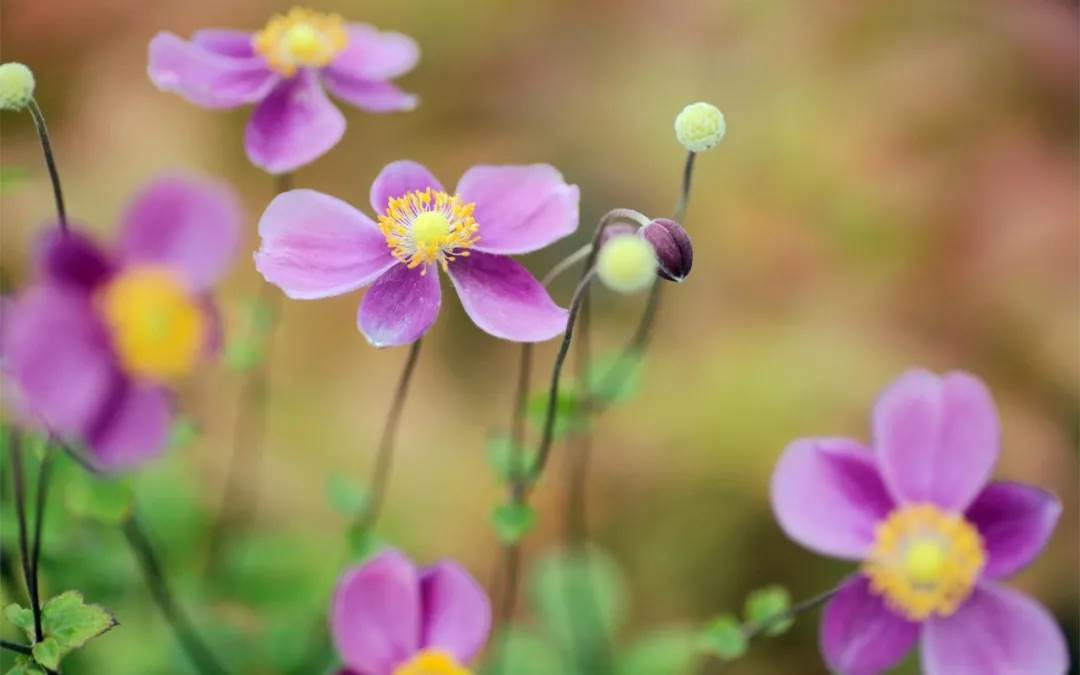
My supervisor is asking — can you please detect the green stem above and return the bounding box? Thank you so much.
[26,98,68,232]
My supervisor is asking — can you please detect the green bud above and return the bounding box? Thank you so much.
[674,101,726,153]
[596,234,657,294]
[0,63,35,111]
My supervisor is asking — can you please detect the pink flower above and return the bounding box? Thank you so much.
[148,9,419,174]
[331,549,490,675]
[254,160,580,347]
[770,369,1068,675]
[1,176,241,470]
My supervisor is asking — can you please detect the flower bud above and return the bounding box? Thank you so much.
[596,234,657,294]
[0,63,35,111]
[599,222,636,246]
[640,218,693,282]
[674,101,725,153]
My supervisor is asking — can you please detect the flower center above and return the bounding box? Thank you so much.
[378,188,480,273]
[393,649,472,675]
[863,504,985,621]
[253,8,348,77]
[99,266,205,382]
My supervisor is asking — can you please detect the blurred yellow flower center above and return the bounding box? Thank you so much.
[378,188,480,273]
[863,504,985,621]
[100,266,205,382]
[393,649,471,675]
[254,8,348,77]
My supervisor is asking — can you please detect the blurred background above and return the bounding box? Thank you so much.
[1,0,1077,673]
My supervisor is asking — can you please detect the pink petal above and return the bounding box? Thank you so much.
[770,438,895,560]
[191,29,256,58]
[329,24,420,81]
[255,190,396,299]
[321,74,418,114]
[922,583,1068,675]
[456,165,580,255]
[35,229,113,291]
[244,71,346,175]
[148,32,278,109]
[820,576,919,675]
[872,369,999,510]
[965,482,1061,580]
[119,174,242,290]
[88,384,172,471]
[358,264,441,348]
[446,252,568,343]
[369,161,444,216]
[419,562,492,663]
[331,550,421,675]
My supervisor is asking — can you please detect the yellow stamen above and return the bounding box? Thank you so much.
[99,266,205,382]
[863,504,985,621]
[253,7,348,77]
[377,188,480,274]
[393,649,472,675]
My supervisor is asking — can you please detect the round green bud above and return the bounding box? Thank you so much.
[0,62,35,111]
[674,101,725,153]
[596,234,658,294]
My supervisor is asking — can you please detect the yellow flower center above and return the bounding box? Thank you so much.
[863,504,985,621]
[393,649,472,675]
[378,188,480,273]
[99,266,206,382]
[253,8,348,77]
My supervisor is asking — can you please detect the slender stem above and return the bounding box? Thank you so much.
[26,99,68,232]
[673,151,696,224]
[541,244,593,287]
[353,338,424,534]
[123,517,227,675]
[29,449,52,632]
[0,640,33,656]
[8,433,43,642]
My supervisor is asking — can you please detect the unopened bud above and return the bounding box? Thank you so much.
[599,222,636,246]
[674,102,725,153]
[640,218,693,282]
[596,234,657,294]
[0,63,35,111]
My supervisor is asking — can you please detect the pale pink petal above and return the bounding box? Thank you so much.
[148,32,278,109]
[369,161,444,216]
[244,71,345,175]
[419,562,491,663]
[329,24,420,81]
[358,264,441,348]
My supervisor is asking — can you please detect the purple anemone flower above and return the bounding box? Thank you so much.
[331,549,490,675]
[254,159,579,347]
[771,369,1068,675]
[1,176,240,470]
[148,8,419,174]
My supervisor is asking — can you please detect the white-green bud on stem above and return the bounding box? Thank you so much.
[0,63,35,111]
[674,101,725,153]
[596,234,658,294]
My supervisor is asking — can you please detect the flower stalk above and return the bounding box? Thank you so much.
[26,98,68,233]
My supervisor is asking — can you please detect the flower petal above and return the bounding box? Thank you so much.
[191,29,256,58]
[369,161,444,216]
[456,165,580,255]
[148,32,278,109]
[255,190,396,299]
[321,74,419,114]
[446,252,568,343]
[244,71,345,175]
[922,582,1068,675]
[770,438,895,560]
[872,369,999,510]
[419,562,492,663]
[35,229,113,291]
[119,174,242,290]
[331,550,421,674]
[358,264,441,348]
[87,384,172,471]
[330,23,419,81]
[820,576,919,675]
[965,482,1062,580]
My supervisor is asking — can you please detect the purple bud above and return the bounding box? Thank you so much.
[640,218,693,282]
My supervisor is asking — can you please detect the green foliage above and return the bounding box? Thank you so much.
[587,353,644,406]
[744,585,793,636]
[699,614,747,660]
[527,388,590,439]
[480,629,563,675]
[616,629,700,675]
[532,547,626,655]
[64,471,133,525]
[327,475,370,519]
[224,340,263,372]
[41,591,117,655]
[4,604,35,637]
[6,655,46,675]
[167,418,198,452]
[30,638,59,671]
[491,502,536,544]
[346,527,385,563]
[486,435,536,484]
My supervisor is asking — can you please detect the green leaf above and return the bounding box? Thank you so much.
[41,590,117,653]
[587,353,644,406]
[4,603,34,638]
[225,340,263,371]
[487,435,536,483]
[346,528,386,563]
[527,388,589,439]
[618,629,700,675]
[480,629,563,675]
[699,614,747,660]
[491,503,536,544]
[532,547,627,657]
[744,585,793,636]
[6,655,45,675]
[167,417,198,451]
[64,471,133,524]
[327,475,370,519]
[31,638,60,670]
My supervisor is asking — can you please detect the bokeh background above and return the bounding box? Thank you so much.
[1,0,1077,673]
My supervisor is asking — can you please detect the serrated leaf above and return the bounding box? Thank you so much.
[31,638,59,670]
[587,353,643,406]
[327,475,370,518]
[7,655,45,675]
[4,603,34,638]
[64,472,133,524]
[699,614,746,660]
[487,435,536,484]
[491,503,536,544]
[41,590,116,653]
[744,585,792,636]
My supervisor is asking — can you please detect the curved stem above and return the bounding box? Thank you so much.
[30,450,52,613]
[8,432,43,642]
[542,244,593,287]
[27,99,68,233]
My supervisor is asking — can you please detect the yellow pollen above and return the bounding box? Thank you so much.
[393,649,472,675]
[863,504,985,621]
[378,188,480,274]
[253,7,348,77]
[99,266,206,382]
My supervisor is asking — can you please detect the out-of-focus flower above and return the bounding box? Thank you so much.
[770,369,1067,675]
[674,102,725,153]
[148,9,419,174]
[640,218,692,282]
[254,160,579,347]
[331,549,490,675]
[1,175,241,470]
[596,233,657,294]
[0,62,35,110]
